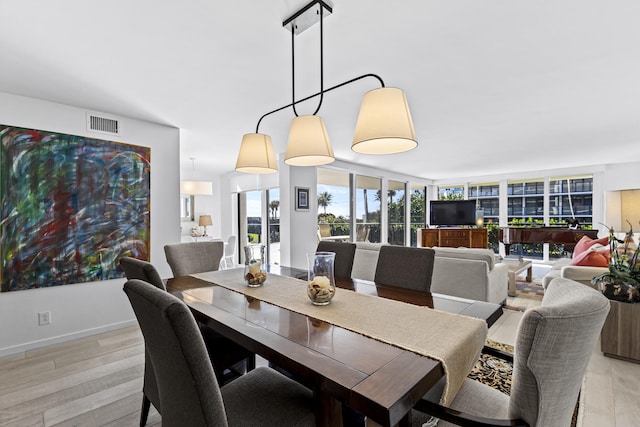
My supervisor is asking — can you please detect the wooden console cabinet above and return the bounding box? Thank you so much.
[601,300,640,364]
[419,228,488,248]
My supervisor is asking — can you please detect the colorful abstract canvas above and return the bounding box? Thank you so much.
[0,125,151,292]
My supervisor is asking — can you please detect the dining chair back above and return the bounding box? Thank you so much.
[164,241,224,276]
[374,246,435,292]
[316,240,357,278]
[120,256,253,426]
[119,257,164,426]
[508,277,610,426]
[123,279,315,427]
[120,257,166,290]
[412,277,610,427]
[220,235,237,269]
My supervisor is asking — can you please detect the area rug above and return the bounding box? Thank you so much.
[505,280,544,311]
[468,339,578,426]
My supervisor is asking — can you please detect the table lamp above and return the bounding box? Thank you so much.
[199,215,213,236]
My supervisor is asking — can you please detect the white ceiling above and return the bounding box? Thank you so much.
[1,0,639,180]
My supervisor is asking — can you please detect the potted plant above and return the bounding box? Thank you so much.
[592,221,640,303]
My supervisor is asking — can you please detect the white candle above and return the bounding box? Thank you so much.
[248,261,261,274]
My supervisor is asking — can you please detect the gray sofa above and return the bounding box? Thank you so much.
[430,247,508,305]
[541,257,607,290]
[351,243,508,304]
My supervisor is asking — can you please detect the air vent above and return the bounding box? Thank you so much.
[87,112,121,136]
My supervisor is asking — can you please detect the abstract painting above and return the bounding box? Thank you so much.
[0,125,151,292]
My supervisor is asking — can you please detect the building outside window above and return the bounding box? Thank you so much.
[469,183,499,252]
[437,185,464,200]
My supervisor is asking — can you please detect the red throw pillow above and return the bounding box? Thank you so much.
[573,236,609,257]
[571,248,610,267]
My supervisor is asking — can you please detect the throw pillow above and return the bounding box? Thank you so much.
[573,236,609,257]
[571,247,610,267]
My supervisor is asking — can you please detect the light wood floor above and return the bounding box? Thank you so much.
[1,313,637,426]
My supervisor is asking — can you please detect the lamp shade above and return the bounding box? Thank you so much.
[284,115,335,166]
[352,87,418,154]
[198,215,213,227]
[235,133,278,174]
[180,180,213,195]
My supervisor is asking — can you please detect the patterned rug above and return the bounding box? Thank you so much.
[505,280,544,311]
[469,339,578,426]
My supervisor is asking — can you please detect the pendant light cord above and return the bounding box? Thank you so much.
[291,5,324,117]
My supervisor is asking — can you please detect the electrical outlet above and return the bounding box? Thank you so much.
[38,311,51,326]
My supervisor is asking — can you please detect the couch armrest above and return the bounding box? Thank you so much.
[487,263,509,304]
[560,265,609,287]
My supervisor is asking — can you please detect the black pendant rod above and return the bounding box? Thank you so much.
[255,73,385,133]
[291,4,324,117]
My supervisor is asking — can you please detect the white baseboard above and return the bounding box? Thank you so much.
[0,319,138,359]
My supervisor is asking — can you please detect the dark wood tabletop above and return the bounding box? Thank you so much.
[166,268,501,427]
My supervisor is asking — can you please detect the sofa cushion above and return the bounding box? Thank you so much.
[570,246,610,267]
[432,247,495,270]
[573,236,609,257]
[351,242,388,282]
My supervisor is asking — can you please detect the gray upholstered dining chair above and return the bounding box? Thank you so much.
[164,241,224,277]
[412,277,610,427]
[374,246,436,292]
[316,240,357,278]
[123,279,315,427]
[119,257,254,426]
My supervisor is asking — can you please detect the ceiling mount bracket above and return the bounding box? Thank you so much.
[283,0,333,35]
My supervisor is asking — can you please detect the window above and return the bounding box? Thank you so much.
[317,169,351,239]
[438,185,464,200]
[356,175,381,243]
[507,180,544,258]
[549,176,593,227]
[409,184,426,247]
[180,195,194,221]
[267,188,280,265]
[388,180,406,246]
[469,183,499,252]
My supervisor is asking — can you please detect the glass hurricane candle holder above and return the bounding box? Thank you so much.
[307,251,336,305]
[244,244,266,287]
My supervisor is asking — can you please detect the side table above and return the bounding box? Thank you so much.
[502,259,533,297]
[601,299,640,364]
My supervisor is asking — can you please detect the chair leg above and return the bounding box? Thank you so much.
[139,394,151,427]
[246,354,256,372]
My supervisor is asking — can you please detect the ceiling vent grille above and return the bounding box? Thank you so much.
[87,112,121,136]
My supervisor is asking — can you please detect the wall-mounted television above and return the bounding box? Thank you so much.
[430,200,477,226]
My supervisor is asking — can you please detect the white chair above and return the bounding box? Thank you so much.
[220,235,237,269]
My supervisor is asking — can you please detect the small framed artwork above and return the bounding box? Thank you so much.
[295,187,310,211]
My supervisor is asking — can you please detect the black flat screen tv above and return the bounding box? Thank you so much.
[430,200,477,226]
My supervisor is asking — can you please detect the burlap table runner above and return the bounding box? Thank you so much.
[191,269,487,405]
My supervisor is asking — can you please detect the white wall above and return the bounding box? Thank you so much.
[0,92,180,357]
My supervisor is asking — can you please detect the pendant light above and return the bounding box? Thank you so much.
[235,0,418,174]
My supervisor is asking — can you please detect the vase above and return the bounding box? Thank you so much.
[306,252,336,305]
[600,281,640,303]
[243,244,266,287]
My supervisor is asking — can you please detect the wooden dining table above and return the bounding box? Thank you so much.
[166,267,502,427]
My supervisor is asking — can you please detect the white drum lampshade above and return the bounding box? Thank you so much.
[180,180,213,195]
[352,87,418,154]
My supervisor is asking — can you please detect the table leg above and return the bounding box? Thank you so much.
[314,387,343,427]
[526,265,532,282]
[508,272,516,297]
